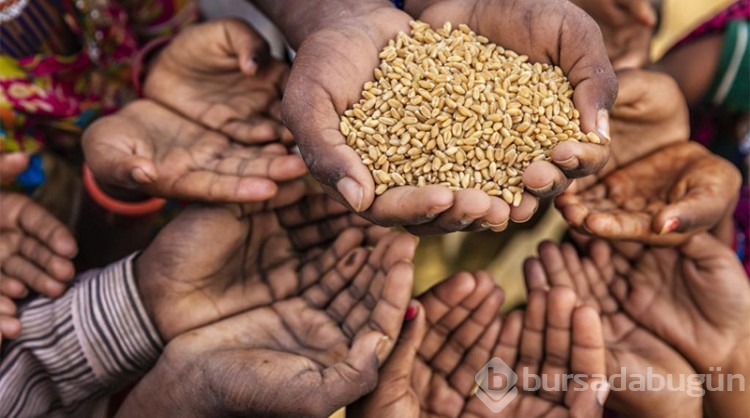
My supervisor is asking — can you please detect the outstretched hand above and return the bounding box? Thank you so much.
[0,193,77,339]
[144,18,293,143]
[117,231,419,418]
[134,187,388,342]
[556,142,741,245]
[83,100,307,203]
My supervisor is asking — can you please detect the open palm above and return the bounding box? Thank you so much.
[83,100,307,203]
[135,188,381,341]
[556,142,741,245]
[525,241,703,417]
[117,231,419,418]
[144,18,292,143]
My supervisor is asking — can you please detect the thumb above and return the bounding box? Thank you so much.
[679,232,738,263]
[222,18,271,76]
[0,152,30,181]
[380,300,427,382]
[624,0,658,27]
[653,183,736,236]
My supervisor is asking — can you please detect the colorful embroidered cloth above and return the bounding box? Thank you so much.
[0,0,198,189]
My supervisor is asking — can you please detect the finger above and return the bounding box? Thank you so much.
[221,116,291,145]
[82,117,159,189]
[517,290,546,390]
[223,18,271,76]
[420,272,495,360]
[419,189,491,233]
[276,193,351,228]
[169,170,281,202]
[377,301,428,386]
[509,192,539,224]
[368,185,454,229]
[450,318,502,396]
[289,214,370,251]
[2,255,67,297]
[301,242,370,308]
[539,286,577,403]
[653,182,739,238]
[523,258,550,292]
[296,229,367,292]
[0,152,29,181]
[566,306,608,415]
[494,309,524,369]
[0,277,28,299]
[537,241,575,289]
[430,281,504,377]
[0,314,22,340]
[680,232,746,268]
[418,271,479,323]
[550,140,611,179]
[10,196,77,257]
[523,161,571,197]
[216,152,308,183]
[0,295,17,315]
[480,196,511,231]
[18,236,75,282]
[582,210,653,240]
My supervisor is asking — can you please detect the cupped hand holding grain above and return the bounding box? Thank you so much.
[410,0,617,197]
[556,142,742,246]
[284,6,512,234]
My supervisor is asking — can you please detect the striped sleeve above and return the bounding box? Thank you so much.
[0,254,164,418]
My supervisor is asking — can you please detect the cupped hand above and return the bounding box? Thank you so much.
[284,5,514,234]
[463,288,609,418]
[412,0,617,203]
[587,233,750,374]
[83,100,307,202]
[134,187,394,341]
[568,0,658,69]
[524,241,703,418]
[556,142,742,245]
[144,18,292,143]
[0,193,77,321]
[116,231,418,418]
[349,271,505,417]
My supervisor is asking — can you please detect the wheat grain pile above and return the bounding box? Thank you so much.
[340,20,600,207]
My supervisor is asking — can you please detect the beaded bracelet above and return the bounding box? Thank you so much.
[392,0,405,10]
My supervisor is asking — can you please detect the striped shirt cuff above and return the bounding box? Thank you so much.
[0,254,163,417]
[74,253,164,386]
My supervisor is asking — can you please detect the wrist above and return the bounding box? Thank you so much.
[252,0,394,48]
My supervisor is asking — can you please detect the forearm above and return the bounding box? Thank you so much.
[249,0,393,48]
[0,255,163,418]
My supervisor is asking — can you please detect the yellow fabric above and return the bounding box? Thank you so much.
[652,0,737,59]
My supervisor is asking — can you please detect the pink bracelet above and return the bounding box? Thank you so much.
[83,164,166,216]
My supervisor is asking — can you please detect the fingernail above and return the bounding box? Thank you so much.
[487,220,509,232]
[659,218,680,235]
[375,335,392,363]
[337,177,364,212]
[526,182,554,194]
[131,167,155,184]
[556,156,579,170]
[596,109,611,141]
[244,58,259,75]
[596,381,610,405]
[404,300,420,321]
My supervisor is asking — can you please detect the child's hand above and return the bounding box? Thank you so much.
[82,100,307,203]
[590,233,750,378]
[0,193,77,338]
[556,142,741,245]
[116,231,418,418]
[525,241,703,418]
[349,271,505,417]
[144,18,292,144]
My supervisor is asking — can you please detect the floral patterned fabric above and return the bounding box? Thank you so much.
[0,0,198,189]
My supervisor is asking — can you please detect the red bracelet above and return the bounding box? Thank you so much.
[83,165,166,216]
[131,36,173,97]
